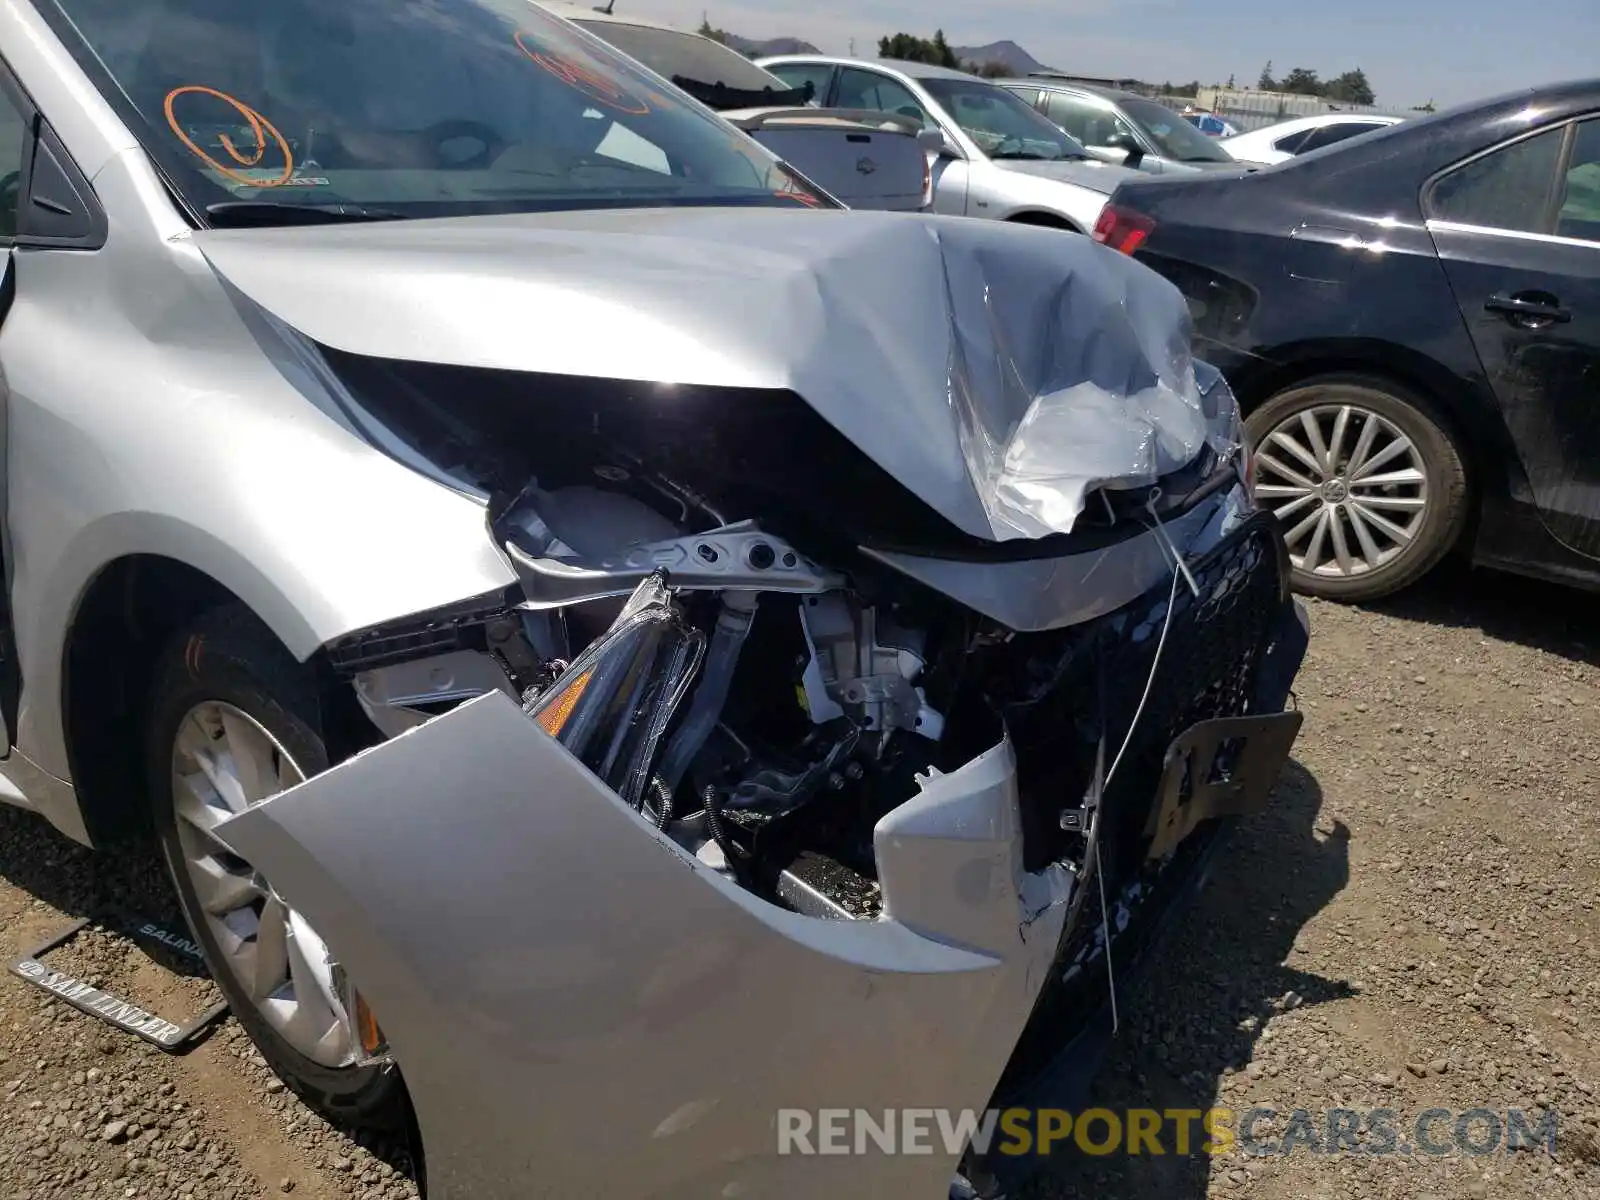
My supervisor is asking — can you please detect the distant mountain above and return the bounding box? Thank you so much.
[952,40,1051,76]
[723,32,819,57]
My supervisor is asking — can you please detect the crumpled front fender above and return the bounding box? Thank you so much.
[216,692,1071,1199]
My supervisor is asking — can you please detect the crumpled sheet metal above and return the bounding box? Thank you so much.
[929,228,1236,540]
[196,208,1236,543]
[214,693,1071,1199]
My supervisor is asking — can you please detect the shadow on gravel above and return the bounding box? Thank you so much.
[1025,760,1352,1200]
[0,805,427,1188]
[1364,558,1600,667]
[0,805,205,975]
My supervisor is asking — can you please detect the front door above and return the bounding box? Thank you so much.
[1040,90,1161,173]
[0,74,42,751]
[1427,116,1600,559]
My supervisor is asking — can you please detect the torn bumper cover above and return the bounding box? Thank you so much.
[217,583,1307,1198]
[215,695,1073,1199]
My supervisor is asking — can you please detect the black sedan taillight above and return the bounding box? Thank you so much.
[1093,203,1157,255]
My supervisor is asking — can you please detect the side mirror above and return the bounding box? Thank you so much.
[918,128,963,159]
[1105,130,1144,164]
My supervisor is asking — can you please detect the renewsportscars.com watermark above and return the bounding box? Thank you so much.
[776,1107,1557,1158]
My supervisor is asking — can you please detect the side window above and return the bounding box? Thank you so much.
[1428,127,1564,234]
[1557,118,1600,243]
[1272,129,1314,154]
[1044,93,1114,146]
[834,68,929,126]
[0,86,28,238]
[764,62,834,105]
[1298,122,1382,154]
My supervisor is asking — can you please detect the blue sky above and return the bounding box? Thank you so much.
[618,0,1598,109]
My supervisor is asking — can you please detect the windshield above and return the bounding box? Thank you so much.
[1119,97,1233,163]
[920,78,1087,160]
[42,0,828,224]
[572,20,798,104]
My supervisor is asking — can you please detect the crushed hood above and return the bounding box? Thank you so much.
[195,207,1232,540]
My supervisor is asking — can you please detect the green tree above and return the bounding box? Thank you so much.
[1280,66,1322,96]
[697,15,729,44]
[1226,73,1236,89]
[1257,61,1275,90]
[1323,68,1376,105]
[877,30,959,68]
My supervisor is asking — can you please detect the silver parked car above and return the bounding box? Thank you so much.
[0,0,1307,1193]
[761,55,1143,231]
[1001,78,1247,175]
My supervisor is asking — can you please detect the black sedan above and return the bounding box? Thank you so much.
[1093,79,1600,601]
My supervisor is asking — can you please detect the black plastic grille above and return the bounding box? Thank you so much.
[995,512,1287,874]
[985,512,1289,1093]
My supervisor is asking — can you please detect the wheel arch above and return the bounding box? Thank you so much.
[1226,339,1484,490]
[61,554,368,847]
[1004,210,1083,232]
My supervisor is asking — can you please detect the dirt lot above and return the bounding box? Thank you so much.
[0,561,1598,1200]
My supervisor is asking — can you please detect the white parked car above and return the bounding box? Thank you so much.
[1220,113,1404,164]
[761,55,1141,232]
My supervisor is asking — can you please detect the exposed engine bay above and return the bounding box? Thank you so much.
[322,352,1300,933]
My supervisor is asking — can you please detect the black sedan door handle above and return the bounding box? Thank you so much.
[1485,291,1572,326]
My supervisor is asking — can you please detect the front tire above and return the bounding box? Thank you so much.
[1246,374,1469,601]
[146,604,407,1132]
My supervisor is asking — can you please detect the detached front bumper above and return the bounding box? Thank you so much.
[216,693,1077,1200]
[216,525,1307,1200]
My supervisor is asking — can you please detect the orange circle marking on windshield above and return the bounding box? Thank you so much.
[513,32,650,115]
[164,86,295,187]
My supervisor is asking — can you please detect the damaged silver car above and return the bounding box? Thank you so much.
[0,0,1307,1194]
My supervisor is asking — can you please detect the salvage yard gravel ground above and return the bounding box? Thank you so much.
[0,563,1598,1200]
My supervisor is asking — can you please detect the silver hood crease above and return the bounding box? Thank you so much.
[195,208,1235,542]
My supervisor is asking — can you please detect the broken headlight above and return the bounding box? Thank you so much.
[524,573,705,811]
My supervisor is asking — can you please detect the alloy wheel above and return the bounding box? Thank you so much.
[1253,403,1428,580]
[170,701,354,1068]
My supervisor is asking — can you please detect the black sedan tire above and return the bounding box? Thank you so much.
[1246,374,1469,601]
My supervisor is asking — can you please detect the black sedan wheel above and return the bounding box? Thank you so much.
[1246,375,1469,601]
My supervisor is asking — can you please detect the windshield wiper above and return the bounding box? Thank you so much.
[205,201,408,227]
[990,151,1052,160]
